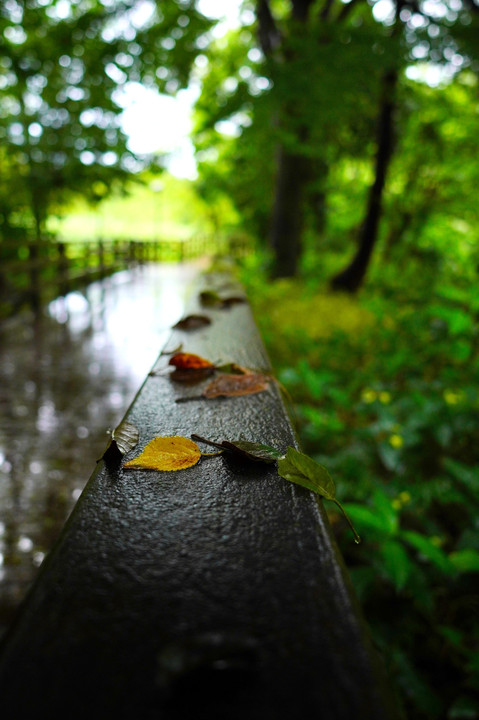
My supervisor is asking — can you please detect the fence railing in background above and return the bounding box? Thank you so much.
[0,234,251,319]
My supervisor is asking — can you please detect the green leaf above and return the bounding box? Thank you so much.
[191,435,283,463]
[221,440,284,463]
[277,447,361,543]
[380,539,412,591]
[342,503,395,536]
[449,549,479,573]
[401,530,456,575]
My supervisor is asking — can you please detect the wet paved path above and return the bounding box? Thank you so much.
[0,263,198,638]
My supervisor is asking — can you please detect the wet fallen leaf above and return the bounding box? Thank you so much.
[124,436,201,471]
[221,440,284,462]
[215,362,251,375]
[192,434,284,463]
[169,352,215,371]
[203,372,270,398]
[169,367,215,383]
[199,290,223,307]
[102,420,139,463]
[173,315,212,331]
[112,421,140,455]
[199,290,247,308]
[221,295,247,307]
[277,447,361,543]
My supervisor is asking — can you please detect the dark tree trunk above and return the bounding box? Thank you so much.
[257,0,315,278]
[307,157,328,235]
[331,69,398,293]
[269,146,309,277]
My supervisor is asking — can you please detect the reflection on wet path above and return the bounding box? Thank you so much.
[0,263,198,638]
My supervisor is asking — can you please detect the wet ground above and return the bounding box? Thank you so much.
[0,263,199,639]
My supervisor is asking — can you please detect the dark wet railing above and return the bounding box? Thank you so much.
[0,270,401,719]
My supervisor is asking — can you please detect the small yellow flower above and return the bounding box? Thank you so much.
[379,391,392,404]
[399,491,411,505]
[361,388,377,404]
[443,389,462,405]
[389,434,404,449]
[392,499,402,511]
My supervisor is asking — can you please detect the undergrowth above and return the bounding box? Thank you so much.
[242,259,479,720]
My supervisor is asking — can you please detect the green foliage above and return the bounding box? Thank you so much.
[0,0,212,238]
[244,263,479,719]
[47,173,224,240]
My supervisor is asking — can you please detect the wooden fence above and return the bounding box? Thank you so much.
[0,234,250,319]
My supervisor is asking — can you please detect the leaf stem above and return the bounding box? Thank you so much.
[191,434,225,451]
[334,499,361,544]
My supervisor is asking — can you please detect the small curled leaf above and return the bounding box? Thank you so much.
[102,420,139,464]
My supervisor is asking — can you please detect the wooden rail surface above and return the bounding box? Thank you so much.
[0,234,250,319]
[0,274,402,719]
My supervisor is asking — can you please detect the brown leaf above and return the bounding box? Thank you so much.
[199,290,247,309]
[170,367,215,383]
[173,314,212,331]
[221,296,247,307]
[203,373,270,398]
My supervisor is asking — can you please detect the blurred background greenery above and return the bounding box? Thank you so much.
[1,1,478,718]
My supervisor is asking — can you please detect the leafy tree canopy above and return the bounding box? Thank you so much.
[0,0,212,238]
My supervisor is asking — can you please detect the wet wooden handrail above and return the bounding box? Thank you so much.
[0,274,402,719]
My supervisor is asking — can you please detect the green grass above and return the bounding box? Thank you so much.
[47,173,237,242]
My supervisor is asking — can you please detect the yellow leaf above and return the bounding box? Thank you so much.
[124,436,201,471]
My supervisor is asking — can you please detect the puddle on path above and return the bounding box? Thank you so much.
[0,263,199,638]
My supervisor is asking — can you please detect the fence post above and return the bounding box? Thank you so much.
[97,240,105,278]
[57,242,69,297]
[28,241,41,313]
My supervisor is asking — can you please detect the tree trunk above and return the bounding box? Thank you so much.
[269,146,309,277]
[331,69,398,293]
[257,0,315,278]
